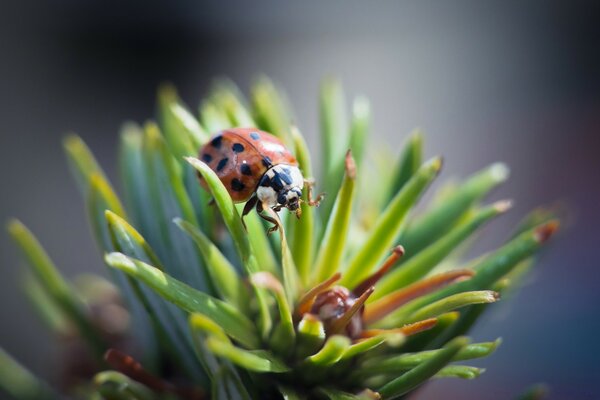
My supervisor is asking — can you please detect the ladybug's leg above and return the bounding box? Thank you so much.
[257,202,281,235]
[304,178,325,207]
[241,196,258,231]
[261,213,281,235]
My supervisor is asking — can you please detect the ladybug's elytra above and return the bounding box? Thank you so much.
[198,128,323,232]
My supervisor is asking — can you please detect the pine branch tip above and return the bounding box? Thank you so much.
[494,199,513,213]
[6,218,22,234]
[393,245,405,257]
[352,96,370,115]
[104,252,132,270]
[411,128,424,140]
[157,82,177,102]
[250,272,284,293]
[490,162,510,182]
[430,156,443,172]
[172,217,183,225]
[345,149,357,179]
[534,221,559,243]
[62,133,82,148]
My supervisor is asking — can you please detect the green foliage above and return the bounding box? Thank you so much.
[3,77,558,400]
[0,348,56,400]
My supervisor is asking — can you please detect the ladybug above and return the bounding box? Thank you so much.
[198,128,323,232]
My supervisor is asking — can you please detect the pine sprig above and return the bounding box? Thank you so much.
[3,77,558,400]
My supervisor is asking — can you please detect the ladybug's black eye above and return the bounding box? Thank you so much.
[277,193,287,205]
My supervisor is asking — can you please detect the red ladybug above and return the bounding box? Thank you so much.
[198,128,322,231]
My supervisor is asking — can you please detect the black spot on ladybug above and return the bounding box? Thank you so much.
[262,156,272,167]
[250,132,260,140]
[232,143,245,153]
[202,153,213,163]
[231,178,245,192]
[216,158,228,171]
[240,164,252,176]
[211,135,223,148]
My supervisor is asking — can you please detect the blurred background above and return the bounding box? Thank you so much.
[1,1,598,398]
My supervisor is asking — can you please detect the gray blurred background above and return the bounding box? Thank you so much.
[1,1,599,398]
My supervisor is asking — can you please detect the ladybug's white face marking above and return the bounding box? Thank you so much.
[256,185,278,208]
[257,165,304,211]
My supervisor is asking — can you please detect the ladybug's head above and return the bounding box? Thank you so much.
[257,165,305,215]
[277,187,302,212]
